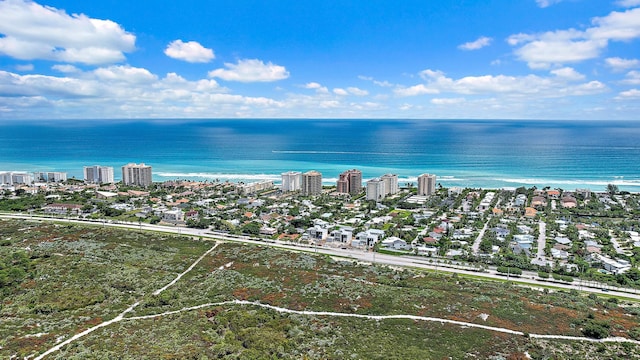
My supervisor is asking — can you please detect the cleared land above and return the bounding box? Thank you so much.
[2,219,640,359]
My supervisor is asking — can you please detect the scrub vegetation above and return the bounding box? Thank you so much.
[2,219,640,359]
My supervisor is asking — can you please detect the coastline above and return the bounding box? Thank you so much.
[2,119,640,193]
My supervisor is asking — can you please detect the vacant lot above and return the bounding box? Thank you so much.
[2,219,640,359]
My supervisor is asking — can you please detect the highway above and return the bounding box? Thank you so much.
[2,212,640,301]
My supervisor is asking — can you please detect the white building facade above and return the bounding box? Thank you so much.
[366,178,386,201]
[417,173,436,196]
[121,163,153,187]
[84,165,115,184]
[281,171,302,192]
[381,174,399,195]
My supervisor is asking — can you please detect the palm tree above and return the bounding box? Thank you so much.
[607,183,619,196]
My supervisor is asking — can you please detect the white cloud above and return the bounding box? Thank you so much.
[605,57,640,71]
[394,84,439,97]
[508,8,640,68]
[0,67,294,118]
[536,0,562,8]
[359,75,393,87]
[334,87,369,96]
[0,0,135,64]
[347,87,368,96]
[550,67,585,80]
[164,40,214,63]
[15,64,33,71]
[52,64,80,73]
[304,82,322,89]
[616,0,640,7]
[333,88,348,96]
[0,70,100,97]
[458,36,493,51]
[616,88,640,99]
[621,70,640,84]
[431,98,465,105]
[304,82,329,94]
[94,65,157,84]
[399,68,607,98]
[208,59,289,82]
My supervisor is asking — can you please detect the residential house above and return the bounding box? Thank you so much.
[381,237,411,250]
[561,196,578,208]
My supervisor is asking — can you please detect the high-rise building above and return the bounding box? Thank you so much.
[366,178,386,201]
[417,173,436,196]
[281,171,302,192]
[121,163,152,187]
[48,172,67,182]
[380,174,399,195]
[302,170,322,196]
[84,165,114,184]
[33,172,67,182]
[0,172,33,185]
[336,169,362,195]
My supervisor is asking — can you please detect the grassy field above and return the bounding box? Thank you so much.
[2,218,640,359]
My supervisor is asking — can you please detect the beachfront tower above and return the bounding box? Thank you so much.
[121,163,152,187]
[336,169,362,195]
[281,171,302,192]
[302,170,322,196]
[380,174,399,195]
[417,173,436,196]
[366,178,386,201]
[84,165,114,184]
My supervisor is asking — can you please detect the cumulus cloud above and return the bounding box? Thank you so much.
[621,70,640,84]
[0,0,135,64]
[508,8,640,68]
[431,98,466,105]
[333,88,348,96]
[394,84,439,97]
[0,64,298,119]
[52,64,80,73]
[94,65,157,84]
[164,40,214,63]
[458,36,493,50]
[397,68,607,98]
[333,87,369,96]
[304,82,329,94]
[347,87,368,96]
[0,70,100,97]
[208,59,289,82]
[550,67,585,80]
[606,57,640,72]
[616,88,640,99]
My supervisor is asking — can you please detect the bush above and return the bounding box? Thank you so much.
[497,266,522,276]
[582,319,611,339]
[552,273,573,282]
[538,271,549,279]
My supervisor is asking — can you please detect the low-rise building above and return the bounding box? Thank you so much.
[43,203,83,215]
[381,237,410,250]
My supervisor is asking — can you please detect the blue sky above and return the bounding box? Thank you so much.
[0,0,639,119]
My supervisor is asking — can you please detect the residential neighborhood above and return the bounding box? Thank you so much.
[2,170,640,289]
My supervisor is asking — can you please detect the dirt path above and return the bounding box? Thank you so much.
[124,299,640,345]
[33,242,220,360]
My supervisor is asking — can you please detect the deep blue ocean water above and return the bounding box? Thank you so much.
[1,119,639,191]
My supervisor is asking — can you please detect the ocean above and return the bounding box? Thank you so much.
[1,119,639,192]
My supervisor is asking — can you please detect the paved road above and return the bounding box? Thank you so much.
[3,213,640,301]
[531,220,548,267]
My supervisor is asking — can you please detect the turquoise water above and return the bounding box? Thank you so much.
[1,119,639,191]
